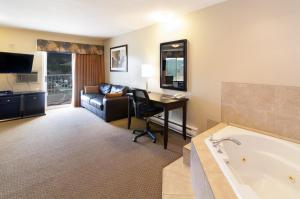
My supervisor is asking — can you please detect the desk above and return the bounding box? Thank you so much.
[127,92,188,149]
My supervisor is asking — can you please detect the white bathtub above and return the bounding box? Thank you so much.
[204,126,300,199]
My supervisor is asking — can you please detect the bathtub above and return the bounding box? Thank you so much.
[203,126,300,199]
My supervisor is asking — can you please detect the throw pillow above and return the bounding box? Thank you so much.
[84,86,99,94]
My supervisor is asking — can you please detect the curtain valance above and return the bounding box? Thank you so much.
[37,39,104,55]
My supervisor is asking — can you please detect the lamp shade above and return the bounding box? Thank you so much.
[141,64,154,78]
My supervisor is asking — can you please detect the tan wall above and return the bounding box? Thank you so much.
[0,26,103,92]
[104,0,300,133]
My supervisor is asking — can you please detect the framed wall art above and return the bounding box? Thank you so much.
[110,45,128,72]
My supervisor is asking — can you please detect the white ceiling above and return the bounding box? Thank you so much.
[0,0,225,38]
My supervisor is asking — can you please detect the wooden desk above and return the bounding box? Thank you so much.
[127,92,188,149]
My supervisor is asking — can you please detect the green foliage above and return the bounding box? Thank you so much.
[47,52,72,74]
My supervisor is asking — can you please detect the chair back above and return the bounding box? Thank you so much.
[132,89,151,118]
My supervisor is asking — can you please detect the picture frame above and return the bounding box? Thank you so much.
[110,45,128,72]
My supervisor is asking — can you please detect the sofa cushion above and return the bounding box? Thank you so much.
[81,94,99,104]
[90,96,104,110]
[110,85,128,95]
[84,85,99,94]
[99,83,112,95]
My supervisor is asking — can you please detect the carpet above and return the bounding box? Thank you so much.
[0,108,189,199]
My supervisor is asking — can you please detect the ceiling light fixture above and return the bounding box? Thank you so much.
[148,11,176,23]
[148,10,185,33]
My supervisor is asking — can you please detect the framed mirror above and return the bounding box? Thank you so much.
[160,39,187,91]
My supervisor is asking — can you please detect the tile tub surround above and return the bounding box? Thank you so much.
[191,123,238,199]
[222,82,300,141]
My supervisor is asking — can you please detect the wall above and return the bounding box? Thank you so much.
[0,26,103,92]
[104,0,300,133]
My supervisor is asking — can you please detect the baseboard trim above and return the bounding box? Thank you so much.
[150,116,198,137]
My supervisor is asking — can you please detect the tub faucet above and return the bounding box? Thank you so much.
[209,136,241,153]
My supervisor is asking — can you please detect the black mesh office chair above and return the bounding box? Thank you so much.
[132,89,164,143]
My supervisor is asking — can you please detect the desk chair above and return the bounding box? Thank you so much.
[132,89,164,143]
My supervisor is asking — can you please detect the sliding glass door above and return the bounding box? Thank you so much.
[46,52,72,107]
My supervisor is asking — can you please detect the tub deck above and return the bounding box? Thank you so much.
[192,123,238,199]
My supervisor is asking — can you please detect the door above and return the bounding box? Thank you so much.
[46,52,72,107]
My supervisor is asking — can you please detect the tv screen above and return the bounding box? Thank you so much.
[0,52,34,73]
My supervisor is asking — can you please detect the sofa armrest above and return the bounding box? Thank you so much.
[102,96,129,122]
[103,96,127,102]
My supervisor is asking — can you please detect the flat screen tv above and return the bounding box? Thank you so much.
[0,52,34,73]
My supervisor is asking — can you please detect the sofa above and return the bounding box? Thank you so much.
[80,83,129,122]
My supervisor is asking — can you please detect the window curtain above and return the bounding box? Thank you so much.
[74,54,105,107]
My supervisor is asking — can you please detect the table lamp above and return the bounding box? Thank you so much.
[141,64,154,93]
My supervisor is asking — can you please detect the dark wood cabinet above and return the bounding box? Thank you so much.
[0,96,21,120]
[23,93,45,116]
[0,91,45,121]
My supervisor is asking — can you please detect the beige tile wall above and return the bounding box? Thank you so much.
[222,82,300,141]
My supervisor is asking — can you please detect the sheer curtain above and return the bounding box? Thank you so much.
[73,54,105,107]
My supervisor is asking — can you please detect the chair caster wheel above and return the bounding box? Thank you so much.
[133,138,137,142]
[153,139,156,143]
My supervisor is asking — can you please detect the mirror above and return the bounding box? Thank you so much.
[160,39,187,91]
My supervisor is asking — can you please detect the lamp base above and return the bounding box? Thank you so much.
[145,81,151,93]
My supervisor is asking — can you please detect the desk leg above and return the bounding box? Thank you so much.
[127,97,131,129]
[182,102,187,140]
[164,108,169,149]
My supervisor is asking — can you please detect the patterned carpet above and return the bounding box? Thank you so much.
[0,108,189,199]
